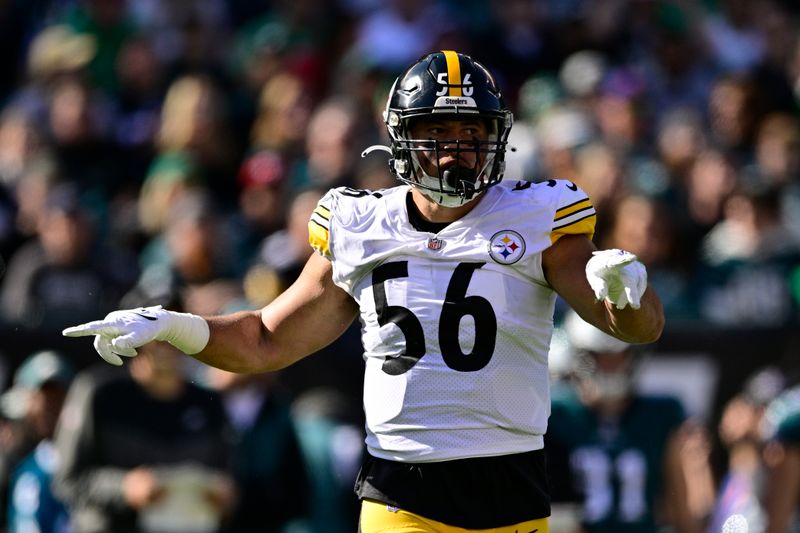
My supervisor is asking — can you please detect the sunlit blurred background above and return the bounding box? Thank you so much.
[0,1,799,532]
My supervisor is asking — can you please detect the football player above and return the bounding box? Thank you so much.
[546,311,703,533]
[62,51,664,532]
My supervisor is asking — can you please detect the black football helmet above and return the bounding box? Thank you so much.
[364,51,513,207]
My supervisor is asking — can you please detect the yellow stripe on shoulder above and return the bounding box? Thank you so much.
[554,198,593,221]
[550,213,596,244]
[313,204,330,220]
[308,219,330,257]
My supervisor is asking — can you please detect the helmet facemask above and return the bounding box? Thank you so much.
[387,113,510,208]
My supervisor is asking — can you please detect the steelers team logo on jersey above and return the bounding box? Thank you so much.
[488,230,526,265]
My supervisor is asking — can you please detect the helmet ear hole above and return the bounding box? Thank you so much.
[392,159,408,177]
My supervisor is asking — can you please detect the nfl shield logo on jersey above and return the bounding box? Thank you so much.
[488,230,526,265]
[427,237,444,250]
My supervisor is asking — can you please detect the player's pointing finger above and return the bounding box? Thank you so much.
[62,320,112,337]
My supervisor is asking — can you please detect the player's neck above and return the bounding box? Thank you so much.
[409,187,482,223]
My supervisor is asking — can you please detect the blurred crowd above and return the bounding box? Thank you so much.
[0,0,799,531]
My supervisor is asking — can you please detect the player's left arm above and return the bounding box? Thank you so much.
[542,234,664,344]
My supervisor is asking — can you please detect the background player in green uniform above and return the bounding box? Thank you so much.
[546,311,702,533]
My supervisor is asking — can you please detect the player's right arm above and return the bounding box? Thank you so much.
[196,252,359,372]
[63,249,359,373]
[65,186,360,372]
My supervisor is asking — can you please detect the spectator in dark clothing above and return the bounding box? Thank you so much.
[0,183,137,332]
[204,367,310,532]
[45,76,128,199]
[291,387,365,533]
[52,340,236,533]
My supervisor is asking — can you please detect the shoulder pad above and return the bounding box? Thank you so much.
[545,179,596,243]
[308,190,335,258]
[308,187,386,259]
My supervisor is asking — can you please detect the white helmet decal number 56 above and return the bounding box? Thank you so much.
[435,73,473,96]
[463,74,473,96]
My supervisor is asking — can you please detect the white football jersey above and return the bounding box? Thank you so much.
[308,179,596,462]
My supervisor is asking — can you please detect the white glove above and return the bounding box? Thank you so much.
[585,249,648,310]
[62,305,210,366]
